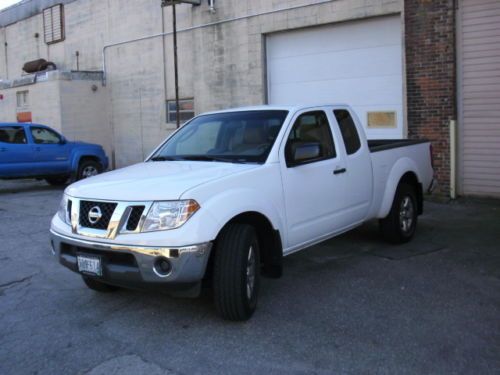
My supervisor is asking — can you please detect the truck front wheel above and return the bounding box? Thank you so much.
[77,159,102,180]
[380,183,418,244]
[213,223,260,321]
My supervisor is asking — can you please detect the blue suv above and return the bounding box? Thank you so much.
[0,123,108,185]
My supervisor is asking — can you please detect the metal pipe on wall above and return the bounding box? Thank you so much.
[172,4,180,129]
[101,0,333,85]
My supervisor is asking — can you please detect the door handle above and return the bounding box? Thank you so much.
[35,147,41,151]
[333,168,346,175]
[0,147,6,152]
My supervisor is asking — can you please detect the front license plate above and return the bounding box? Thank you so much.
[77,255,102,276]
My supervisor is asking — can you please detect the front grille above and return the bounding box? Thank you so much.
[126,206,145,231]
[67,200,72,221]
[79,200,117,230]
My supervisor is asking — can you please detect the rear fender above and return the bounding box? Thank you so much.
[377,157,421,219]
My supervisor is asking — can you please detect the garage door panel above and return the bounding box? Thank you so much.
[267,15,403,139]
[267,18,401,60]
[270,76,402,106]
[269,46,401,84]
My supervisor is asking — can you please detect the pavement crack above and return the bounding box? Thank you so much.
[0,274,35,289]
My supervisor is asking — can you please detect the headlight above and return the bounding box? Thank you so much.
[142,200,200,232]
[57,195,71,224]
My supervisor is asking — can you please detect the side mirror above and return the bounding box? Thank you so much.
[59,136,67,145]
[287,142,321,167]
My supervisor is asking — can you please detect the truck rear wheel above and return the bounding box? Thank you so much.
[380,183,418,244]
[213,223,260,321]
[82,276,119,292]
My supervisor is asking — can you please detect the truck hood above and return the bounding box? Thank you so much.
[65,161,259,201]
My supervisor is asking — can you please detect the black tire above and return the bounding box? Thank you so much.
[379,183,418,244]
[213,223,260,321]
[77,159,102,181]
[82,276,119,292]
[45,175,69,186]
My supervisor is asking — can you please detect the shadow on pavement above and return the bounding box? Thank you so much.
[0,179,66,195]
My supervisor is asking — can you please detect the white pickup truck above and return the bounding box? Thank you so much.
[50,105,435,320]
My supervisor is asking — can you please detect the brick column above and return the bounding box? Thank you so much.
[404,0,457,197]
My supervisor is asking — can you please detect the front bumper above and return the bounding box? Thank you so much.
[50,229,212,291]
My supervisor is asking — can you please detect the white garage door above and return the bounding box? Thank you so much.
[266,16,404,139]
[459,0,500,197]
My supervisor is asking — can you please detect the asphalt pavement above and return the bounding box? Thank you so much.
[0,179,499,375]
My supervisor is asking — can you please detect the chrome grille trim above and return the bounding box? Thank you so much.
[68,197,153,239]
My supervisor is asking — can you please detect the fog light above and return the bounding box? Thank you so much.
[153,257,172,277]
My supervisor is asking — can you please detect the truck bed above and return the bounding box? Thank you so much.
[368,139,429,153]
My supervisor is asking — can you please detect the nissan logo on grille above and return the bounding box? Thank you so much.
[88,206,102,224]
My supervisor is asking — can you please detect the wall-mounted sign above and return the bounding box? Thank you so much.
[367,111,397,128]
[17,112,32,122]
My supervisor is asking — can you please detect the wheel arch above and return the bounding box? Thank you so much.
[206,211,283,280]
[71,153,104,173]
[377,158,423,218]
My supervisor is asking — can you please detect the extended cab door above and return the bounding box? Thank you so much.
[329,108,373,223]
[29,126,71,175]
[0,125,35,178]
[279,110,349,249]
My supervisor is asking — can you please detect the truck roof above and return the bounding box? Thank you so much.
[202,104,350,115]
[0,122,48,128]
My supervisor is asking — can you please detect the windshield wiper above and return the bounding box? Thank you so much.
[149,156,178,161]
[178,155,247,163]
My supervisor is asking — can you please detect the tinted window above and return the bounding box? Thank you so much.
[285,111,336,165]
[0,126,27,144]
[151,110,289,163]
[31,127,61,144]
[334,110,361,155]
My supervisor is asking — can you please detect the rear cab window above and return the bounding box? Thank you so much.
[333,110,361,155]
[0,126,27,144]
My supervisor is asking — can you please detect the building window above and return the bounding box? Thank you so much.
[43,4,65,44]
[167,98,195,124]
[16,91,29,110]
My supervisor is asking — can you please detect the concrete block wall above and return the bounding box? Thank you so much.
[0,74,108,153]
[59,79,111,157]
[170,0,402,114]
[0,0,405,169]
[0,80,62,130]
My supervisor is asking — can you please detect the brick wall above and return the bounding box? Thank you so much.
[405,0,457,196]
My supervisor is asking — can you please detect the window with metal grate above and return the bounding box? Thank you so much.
[43,4,65,44]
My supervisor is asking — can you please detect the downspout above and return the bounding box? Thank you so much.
[450,0,458,199]
[101,0,333,85]
[161,6,168,120]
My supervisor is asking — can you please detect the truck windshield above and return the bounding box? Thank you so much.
[150,110,289,163]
